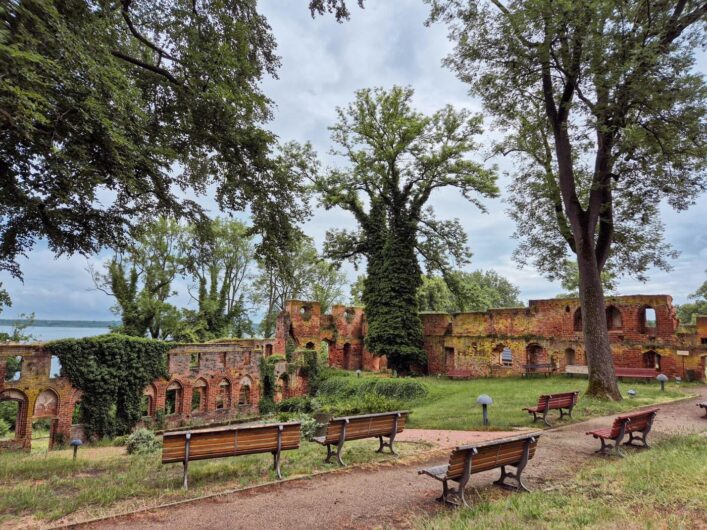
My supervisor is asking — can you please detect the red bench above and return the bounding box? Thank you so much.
[698,402,707,418]
[447,369,473,380]
[523,391,579,427]
[586,408,659,455]
[614,367,657,381]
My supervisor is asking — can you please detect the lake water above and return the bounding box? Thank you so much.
[0,326,111,342]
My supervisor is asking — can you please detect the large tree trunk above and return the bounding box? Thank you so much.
[576,247,622,400]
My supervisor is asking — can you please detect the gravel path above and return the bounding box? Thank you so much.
[83,391,706,530]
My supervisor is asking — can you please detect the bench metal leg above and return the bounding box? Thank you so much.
[559,406,574,420]
[182,460,189,490]
[324,443,335,464]
[376,435,398,456]
[493,439,532,492]
[541,408,551,427]
[272,450,282,479]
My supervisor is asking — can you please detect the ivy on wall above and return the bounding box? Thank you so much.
[258,354,283,415]
[46,334,169,438]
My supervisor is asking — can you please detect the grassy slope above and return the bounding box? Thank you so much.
[414,434,707,530]
[406,376,696,431]
[0,438,428,524]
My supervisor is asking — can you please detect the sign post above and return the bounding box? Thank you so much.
[676,350,690,379]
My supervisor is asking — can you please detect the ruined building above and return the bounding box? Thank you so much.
[276,296,707,380]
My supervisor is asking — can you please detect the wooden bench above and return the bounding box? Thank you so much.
[418,432,541,507]
[447,369,473,380]
[522,363,554,376]
[698,402,707,418]
[614,367,657,381]
[313,411,409,466]
[162,421,301,489]
[585,408,659,455]
[523,391,579,427]
[565,364,588,376]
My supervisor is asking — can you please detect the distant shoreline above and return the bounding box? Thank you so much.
[0,319,118,329]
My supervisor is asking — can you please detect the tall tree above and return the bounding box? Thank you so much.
[677,272,707,325]
[430,0,707,399]
[180,218,255,341]
[253,236,347,337]
[1,0,311,282]
[91,217,183,339]
[317,86,498,372]
[418,270,522,312]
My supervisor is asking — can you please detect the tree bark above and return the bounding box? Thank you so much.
[575,231,622,400]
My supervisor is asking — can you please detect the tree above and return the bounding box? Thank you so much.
[91,217,183,339]
[677,272,707,325]
[1,0,311,282]
[179,219,255,341]
[554,260,616,299]
[430,1,707,399]
[419,270,522,312]
[253,237,347,337]
[316,86,498,372]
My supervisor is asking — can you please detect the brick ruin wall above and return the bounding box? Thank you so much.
[277,295,707,381]
[0,339,300,451]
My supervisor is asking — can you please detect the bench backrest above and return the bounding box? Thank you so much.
[162,422,301,464]
[614,367,657,377]
[445,436,539,480]
[608,408,659,437]
[534,391,579,412]
[323,411,408,444]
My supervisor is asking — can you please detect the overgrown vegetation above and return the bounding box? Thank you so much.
[46,335,169,438]
[125,429,161,456]
[314,376,428,416]
[415,434,707,529]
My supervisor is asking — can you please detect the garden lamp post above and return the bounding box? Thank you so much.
[656,373,668,391]
[476,394,493,426]
[70,439,83,461]
[356,369,362,378]
[627,389,637,398]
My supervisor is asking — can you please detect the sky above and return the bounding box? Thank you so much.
[0,0,705,321]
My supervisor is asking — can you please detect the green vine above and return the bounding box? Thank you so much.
[258,355,281,414]
[46,334,169,438]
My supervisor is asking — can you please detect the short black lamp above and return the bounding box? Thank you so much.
[656,373,668,391]
[356,369,362,378]
[675,377,681,385]
[476,394,493,426]
[627,389,637,398]
[70,439,83,461]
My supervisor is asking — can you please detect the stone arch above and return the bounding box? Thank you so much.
[265,344,273,356]
[4,355,22,382]
[305,341,315,350]
[165,380,183,415]
[192,378,208,413]
[34,389,59,418]
[238,376,253,405]
[573,308,583,332]
[525,343,546,365]
[0,389,29,439]
[143,384,156,417]
[216,377,233,410]
[565,348,576,366]
[606,305,623,330]
[643,350,661,371]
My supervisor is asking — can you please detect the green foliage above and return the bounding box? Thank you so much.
[316,86,498,373]
[258,356,280,415]
[317,376,428,401]
[0,0,311,282]
[46,335,169,438]
[677,272,707,325]
[0,401,17,429]
[276,412,318,441]
[300,349,322,396]
[125,429,161,456]
[418,271,522,312]
[0,313,35,344]
[277,396,314,414]
[317,394,404,416]
[153,409,167,431]
[0,418,9,437]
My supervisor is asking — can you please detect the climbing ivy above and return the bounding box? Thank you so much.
[46,334,169,438]
[258,355,282,415]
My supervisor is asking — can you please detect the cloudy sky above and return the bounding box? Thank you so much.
[1,0,705,321]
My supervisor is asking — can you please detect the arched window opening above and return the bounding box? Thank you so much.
[274,375,288,403]
[189,353,200,370]
[49,356,62,379]
[217,379,231,409]
[565,348,576,366]
[305,342,315,350]
[192,379,207,412]
[643,351,661,370]
[4,356,22,382]
[265,344,273,356]
[573,309,583,332]
[141,385,156,417]
[0,390,25,439]
[343,343,351,369]
[165,381,182,415]
[500,347,513,367]
[238,377,252,405]
[606,306,623,330]
[526,344,546,365]
[641,306,657,334]
[34,389,59,417]
[444,347,455,370]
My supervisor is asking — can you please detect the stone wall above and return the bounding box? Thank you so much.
[276,294,707,381]
[0,340,284,451]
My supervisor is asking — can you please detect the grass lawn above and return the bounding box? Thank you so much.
[413,433,707,530]
[0,437,430,526]
[405,376,698,431]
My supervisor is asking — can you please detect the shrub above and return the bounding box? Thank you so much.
[277,396,313,413]
[125,428,161,455]
[112,435,128,447]
[275,413,318,441]
[0,418,9,437]
[318,394,404,416]
[259,397,276,416]
[317,377,428,401]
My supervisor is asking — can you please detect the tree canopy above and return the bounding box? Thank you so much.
[0,0,310,280]
[316,86,498,371]
[429,0,707,399]
[677,272,707,326]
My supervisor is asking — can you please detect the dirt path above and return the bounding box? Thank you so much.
[81,391,707,530]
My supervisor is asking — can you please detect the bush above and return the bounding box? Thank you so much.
[275,413,318,441]
[318,394,405,416]
[259,397,276,416]
[317,377,428,401]
[125,428,161,455]
[277,396,313,413]
[112,435,128,447]
[0,418,9,437]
